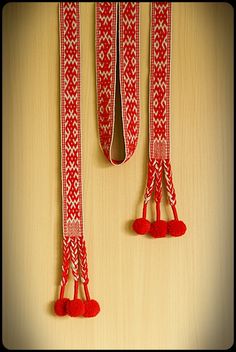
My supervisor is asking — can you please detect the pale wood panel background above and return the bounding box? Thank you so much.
[2,2,234,350]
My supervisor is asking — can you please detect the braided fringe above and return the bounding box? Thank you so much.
[59,235,89,286]
[144,159,163,204]
[60,235,71,287]
[78,234,89,284]
[60,235,81,286]
[163,159,177,207]
[69,236,80,282]
[154,160,163,204]
[59,232,89,285]
[134,157,178,217]
[144,159,157,204]
[142,158,179,212]
[133,158,186,238]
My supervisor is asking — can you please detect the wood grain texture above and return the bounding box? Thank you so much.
[2,2,234,349]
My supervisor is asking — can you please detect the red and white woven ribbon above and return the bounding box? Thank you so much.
[55,1,186,318]
[55,2,100,318]
[96,2,186,237]
[133,2,187,238]
[96,2,140,165]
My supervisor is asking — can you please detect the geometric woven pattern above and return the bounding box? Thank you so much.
[96,2,140,164]
[140,3,180,219]
[60,2,83,237]
[149,2,171,160]
[59,2,88,286]
[132,3,186,237]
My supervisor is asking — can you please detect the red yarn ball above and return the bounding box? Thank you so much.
[54,298,70,316]
[132,218,151,235]
[168,220,187,237]
[83,299,100,318]
[149,220,167,238]
[66,299,85,317]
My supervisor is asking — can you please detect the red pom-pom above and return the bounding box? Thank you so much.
[149,220,167,238]
[54,298,69,316]
[66,299,85,317]
[168,220,187,237]
[132,218,151,235]
[83,299,100,318]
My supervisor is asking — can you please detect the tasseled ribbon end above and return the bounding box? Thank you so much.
[133,159,187,238]
[133,206,187,238]
[168,219,187,237]
[149,220,167,238]
[83,299,100,317]
[66,299,85,317]
[133,219,187,239]
[54,282,100,318]
[54,298,100,318]
[54,298,70,316]
[132,218,151,234]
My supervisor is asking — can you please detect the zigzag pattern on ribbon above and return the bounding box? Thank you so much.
[60,2,89,285]
[149,2,171,161]
[142,3,177,212]
[60,2,83,235]
[96,2,140,164]
[119,2,140,160]
[96,3,116,160]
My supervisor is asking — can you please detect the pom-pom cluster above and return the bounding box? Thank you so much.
[54,299,100,317]
[133,218,186,238]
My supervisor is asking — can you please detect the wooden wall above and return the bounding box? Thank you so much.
[3,3,233,349]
